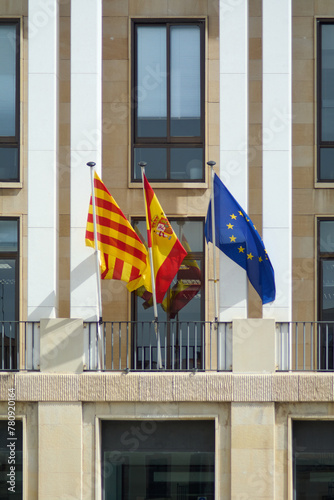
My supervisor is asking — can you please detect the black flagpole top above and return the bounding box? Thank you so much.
[207,160,216,167]
[87,162,96,167]
[138,161,147,168]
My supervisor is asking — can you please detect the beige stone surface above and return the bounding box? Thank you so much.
[298,373,334,401]
[4,372,334,403]
[40,319,84,373]
[231,403,275,500]
[38,402,82,499]
[233,319,276,373]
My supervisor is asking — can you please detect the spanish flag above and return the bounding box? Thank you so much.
[162,235,202,318]
[127,173,187,303]
[85,172,151,291]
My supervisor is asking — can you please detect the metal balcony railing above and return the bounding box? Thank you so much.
[85,321,233,372]
[3,320,333,373]
[0,321,40,371]
[276,322,334,371]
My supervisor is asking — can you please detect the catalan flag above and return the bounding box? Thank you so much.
[205,173,276,304]
[128,174,187,303]
[85,172,151,291]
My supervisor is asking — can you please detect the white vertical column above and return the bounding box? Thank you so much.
[219,0,248,320]
[28,0,59,320]
[70,0,102,320]
[262,0,292,321]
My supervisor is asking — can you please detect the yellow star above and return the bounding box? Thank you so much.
[226,223,234,229]
[247,253,254,260]
[238,246,245,253]
[259,256,263,262]
[238,211,244,216]
[230,214,237,220]
[229,235,236,243]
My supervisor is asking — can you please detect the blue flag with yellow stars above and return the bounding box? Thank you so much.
[205,173,276,304]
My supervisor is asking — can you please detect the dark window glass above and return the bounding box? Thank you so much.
[132,20,204,182]
[293,420,334,500]
[318,219,334,369]
[0,21,20,182]
[132,218,204,369]
[319,148,334,180]
[134,148,167,180]
[102,420,215,500]
[0,420,23,499]
[0,219,19,370]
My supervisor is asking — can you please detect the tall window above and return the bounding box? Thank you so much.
[0,219,19,370]
[132,20,205,182]
[102,420,215,500]
[0,420,23,499]
[293,420,334,500]
[317,218,334,369]
[0,20,20,182]
[132,218,204,369]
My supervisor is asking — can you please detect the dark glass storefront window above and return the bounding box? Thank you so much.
[293,420,334,500]
[102,420,215,500]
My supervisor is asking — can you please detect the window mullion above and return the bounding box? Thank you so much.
[166,23,171,179]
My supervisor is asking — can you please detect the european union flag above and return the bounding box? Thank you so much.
[205,173,276,304]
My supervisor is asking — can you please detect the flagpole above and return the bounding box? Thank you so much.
[207,161,218,322]
[87,161,103,370]
[139,161,162,369]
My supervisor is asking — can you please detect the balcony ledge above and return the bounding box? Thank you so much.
[0,371,333,403]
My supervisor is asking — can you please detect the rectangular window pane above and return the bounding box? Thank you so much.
[134,147,167,180]
[319,220,334,253]
[102,420,215,500]
[0,259,16,323]
[136,26,167,137]
[0,25,17,137]
[293,421,334,500]
[171,26,201,137]
[321,260,334,319]
[170,147,203,180]
[0,220,18,252]
[0,147,19,181]
[0,420,23,498]
[319,147,334,180]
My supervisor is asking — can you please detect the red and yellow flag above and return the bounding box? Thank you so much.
[162,235,202,318]
[85,172,151,291]
[128,173,187,303]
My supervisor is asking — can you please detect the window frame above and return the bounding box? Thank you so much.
[0,217,20,370]
[0,19,20,183]
[317,217,334,320]
[131,19,205,183]
[292,419,334,500]
[316,19,334,183]
[101,419,215,500]
[131,216,205,370]
[317,217,334,369]
[131,216,205,322]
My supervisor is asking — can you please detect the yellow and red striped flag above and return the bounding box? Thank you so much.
[85,172,151,291]
[127,173,187,303]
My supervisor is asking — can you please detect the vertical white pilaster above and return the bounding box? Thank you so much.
[262,0,292,321]
[28,0,59,320]
[219,0,248,320]
[70,0,102,320]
